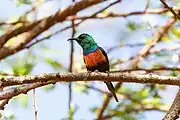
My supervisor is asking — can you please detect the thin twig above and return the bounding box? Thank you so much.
[107,43,144,53]
[160,0,180,20]
[66,8,180,20]
[97,94,112,120]
[33,89,38,120]
[107,43,180,54]
[0,82,52,100]
[32,3,38,119]
[0,0,43,45]
[144,0,150,11]
[68,0,76,116]
[0,3,36,27]
[109,44,180,68]
[102,105,168,119]
[0,72,18,76]
[96,83,122,120]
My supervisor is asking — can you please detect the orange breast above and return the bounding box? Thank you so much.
[83,48,106,67]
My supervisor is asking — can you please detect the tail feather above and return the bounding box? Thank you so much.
[104,81,119,102]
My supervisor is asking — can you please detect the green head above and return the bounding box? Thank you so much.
[68,33,98,54]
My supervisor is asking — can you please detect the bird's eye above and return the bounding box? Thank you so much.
[78,34,86,39]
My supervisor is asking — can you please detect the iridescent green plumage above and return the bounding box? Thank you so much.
[75,34,98,55]
[68,33,118,102]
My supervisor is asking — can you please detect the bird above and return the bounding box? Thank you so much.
[68,33,118,102]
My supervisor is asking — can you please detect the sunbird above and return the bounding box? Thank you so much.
[68,33,118,102]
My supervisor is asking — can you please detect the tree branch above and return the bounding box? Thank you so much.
[0,0,107,60]
[130,16,176,68]
[0,99,9,110]
[102,105,168,119]
[25,0,121,50]
[68,0,76,115]
[0,82,51,100]
[160,0,180,20]
[0,72,180,90]
[163,89,180,120]
[67,8,180,20]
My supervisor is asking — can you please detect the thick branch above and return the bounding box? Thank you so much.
[0,72,180,88]
[0,0,107,59]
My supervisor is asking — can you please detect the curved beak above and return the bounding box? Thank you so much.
[67,38,78,41]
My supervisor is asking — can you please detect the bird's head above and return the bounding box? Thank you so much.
[68,33,98,51]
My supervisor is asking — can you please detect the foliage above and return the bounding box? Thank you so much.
[43,84,56,91]
[15,0,32,5]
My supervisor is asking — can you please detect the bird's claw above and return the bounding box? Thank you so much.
[106,71,110,76]
[83,71,92,80]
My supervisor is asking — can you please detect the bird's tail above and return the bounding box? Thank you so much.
[104,81,118,102]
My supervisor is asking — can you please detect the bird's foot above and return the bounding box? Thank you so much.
[83,71,92,80]
[94,70,99,73]
[106,71,110,76]
[94,70,103,75]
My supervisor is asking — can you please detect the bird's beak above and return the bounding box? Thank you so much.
[67,38,78,41]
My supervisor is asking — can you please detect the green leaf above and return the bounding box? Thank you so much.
[45,58,62,70]
[16,94,29,108]
[171,27,180,38]
[68,104,78,120]
[0,113,2,119]
[127,22,140,31]
[140,88,150,98]
[152,63,163,68]
[114,110,137,120]
[91,107,98,113]
[118,86,131,93]
[142,97,160,105]
[4,110,16,120]
[161,34,171,41]
[6,114,15,120]
[43,84,56,92]
[16,0,32,5]
[0,27,4,35]
[176,0,180,7]
[5,38,15,46]
[73,83,88,94]
[12,62,34,75]
[8,52,35,75]
[169,71,179,76]
[126,21,149,31]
